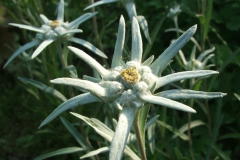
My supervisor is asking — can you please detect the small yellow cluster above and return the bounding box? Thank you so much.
[50,20,60,27]
[121,68,139,84]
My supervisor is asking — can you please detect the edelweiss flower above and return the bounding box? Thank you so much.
[39,16,226,159]
[85,0,151,43]
[4,0,107,68]
[179,46,215,70]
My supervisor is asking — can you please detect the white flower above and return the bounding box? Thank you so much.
[39,16,226,159]
[179,46,215,70]
[4,0,107,68]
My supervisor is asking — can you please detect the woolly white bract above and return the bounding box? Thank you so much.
[4,0,107,69]
[39,16,226,160]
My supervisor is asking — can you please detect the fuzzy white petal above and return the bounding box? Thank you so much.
[112,15,125,68]
[67,12,98,29]
[31,39,54,59]
[156,89,227,99]
[68,46,109,76]
[68,37,107,58]
[155,70,218,89]
[39,93,100,128]
[84,0,118,10]
[4,40,40,68]
[140,95,196,113]
[150,25,197,75]
[131,17,142,62]
[9,23,45,33]
[40,14,50,24]
[51,78,106,98]
[57,0,64,22]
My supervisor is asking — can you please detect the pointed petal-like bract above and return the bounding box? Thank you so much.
[84,0,118,10]
[31,39,54,59]
[4,40,40,68]
[68,46,109,76]
[155,70,218,89]
[109,105,136,160]
[39,93,100,128]
[150,25,197,75]
[9,23,45,33]
[125,1,137,21]
[51,78,107,98]
[142,55,154,66]
[57,0,64,22]
[60,29,83,36]
[139,95,196,113]
[201,54,214,67]
[136,16,151,44]
[179,50,187,66]
[131,17,142,62]
[68,37,107,58]
[156,89,227,100]
[112,15,125,68]
[197,47,215,62]
[40,14,50,24]
[67,12,98,29]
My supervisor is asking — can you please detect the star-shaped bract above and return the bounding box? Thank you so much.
[4,0,107,69]
[38,16,226,159]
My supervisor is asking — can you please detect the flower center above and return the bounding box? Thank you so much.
[121,68,139,84]
[50,20,60,27]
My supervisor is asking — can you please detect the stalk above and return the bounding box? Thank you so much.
[109,105,136,160]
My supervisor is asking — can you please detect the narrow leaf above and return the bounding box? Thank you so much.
[80,147,109,159]
[137,16,151,44]
[131,17,142,62]
[34,147,84,160]
[60,117,88,149]
[18,77,67,102]
[84,0,118,10]
[68,38,107,58]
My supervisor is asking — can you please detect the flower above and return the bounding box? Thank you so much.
[4,0,107,69]
[39,16,226,159]
[85,0,151,43]
[179,46,215,70]
[167,5,182,18]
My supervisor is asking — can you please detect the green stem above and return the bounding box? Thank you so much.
[55,40,74,98]
[88,0,109,68]
[133,106,150,160]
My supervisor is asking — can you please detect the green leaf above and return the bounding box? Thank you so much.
[64,65,78,78]
[143,16,165,60]
[147,120,156,154]
[211,144,231,160]
[70,112,141,160]
[18,77,67,102]
[34,147,84,160]
[60,117,88,149]
[134,104,150,159]
[174,148,190,160]
[80,147,109,159]
[203,0,213,41]
[172,120,206,139]
[156,120,189,141]
[218,133,240,140]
